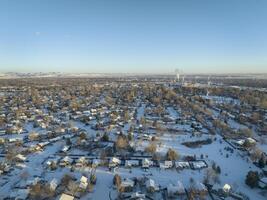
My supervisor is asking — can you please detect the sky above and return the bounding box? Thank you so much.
[0,0,267,74]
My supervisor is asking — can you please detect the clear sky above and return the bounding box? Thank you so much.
[0,0,267,74]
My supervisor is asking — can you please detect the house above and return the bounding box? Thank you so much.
[235,139,245,146]
[222,183,231,193]
[145,178,158,193]
[58,193,74,200]
[190,160,207,170]
[75,156,87,168]
[259,177,267,189]
[16,163,26,169]
[60,156,73,167]
[245,137,256,145]
[160,161,173,169]
[15,154,27,162]
[49,178,59,191]
[0,163,11,173]
[92,158,101,167]
[46,157,60,169]
[8,137,23,143]
[0,137,5,144]
[130,192,146,199]
[28,132,40,141]
[125,160,140,167]
[175,161,190,169]
[235,137,256,147]
[9,188,29,200]
[61,145,71,153]
[120,178,135,192]
[26,177,41,187]
[109,157,121,168]
[193,182,208,194]
[167,181,185,197]
[142,158,152,169]
[37,141,50,148]
[79,176,88,190]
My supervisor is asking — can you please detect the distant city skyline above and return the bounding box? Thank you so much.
[0,0,267,74]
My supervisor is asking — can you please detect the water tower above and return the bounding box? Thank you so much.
[175,69,181,82]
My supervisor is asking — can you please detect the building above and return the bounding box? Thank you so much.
[167,181,185,197]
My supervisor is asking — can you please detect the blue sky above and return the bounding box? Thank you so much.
[0,0,267,74]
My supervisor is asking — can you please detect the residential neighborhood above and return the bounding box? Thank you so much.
[0,75,266,199]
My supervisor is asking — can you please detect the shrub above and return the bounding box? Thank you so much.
[101,133,109,142]
[245,171,259,188]
[145,143,157,154]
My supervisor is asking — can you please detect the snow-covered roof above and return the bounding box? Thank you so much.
[125,160,139,166]
[167,181,185,196]
[110,157,121,164]
[223,183,231,192]
[15,154,27,161]
[194,182,207,192]
[80,176,88,183]
[146,178,156,188]
[175,161,190,168]
[190,161,207,169]
[9,188,29,199]
[131,192,146,199]
[49,178,58,191]
[92,158,101,165]
[121,178,134,188]
[260,177,267,184]
[61,156,73,163]
[77,156,86,163]
[79,176,88,189]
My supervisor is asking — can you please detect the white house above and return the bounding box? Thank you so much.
[60,156,73,167]
[160,161,173,169]
[145,178,159,192]
[109,157,121,167]
[223,183,231,193]
[142,158,152,169]
[120,178,135,192]
[49,178,58,191]
[175,161,190,169]
[79,176,88,190]
[15,154,27,162]
[125,160,139,167]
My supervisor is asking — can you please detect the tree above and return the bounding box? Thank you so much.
[245,171,259,188]
[65,137,72,145]
[123,110,130,122]
[115,135,128,150]
[145,142,157,154]
[203,168,220,185]
[216,166,221,174]
[61,174,74,187]
[140,116,146,127]
[79,132,87,140]
[250,147,263,162]
[101,133,109,142]
[68,181,79,196]
[166,148,179,161]
[258,155,266,168]
[239,128,253,138]
[90,173,97,185]
[127,132,133,141]
[113,174,122,187]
